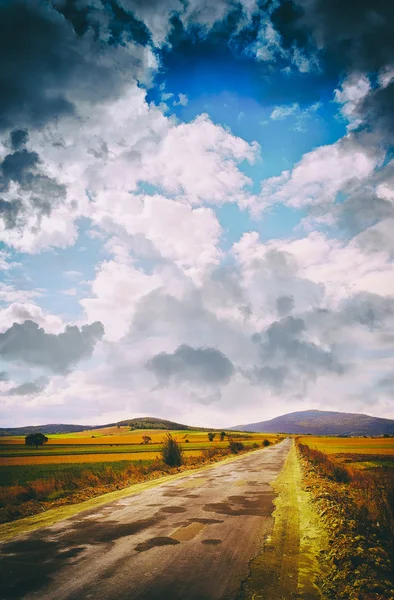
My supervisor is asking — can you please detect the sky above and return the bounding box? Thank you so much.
[0,0,393,428]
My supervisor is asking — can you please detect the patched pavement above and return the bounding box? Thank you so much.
[0,439,291,600]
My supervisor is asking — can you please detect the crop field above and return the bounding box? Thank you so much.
[297,435,394,456]
[0,428,279,472]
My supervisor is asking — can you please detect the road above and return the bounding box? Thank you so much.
[0,439,291,600]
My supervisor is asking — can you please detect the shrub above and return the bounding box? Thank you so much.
[228,438,245,454]
[262,439,271,447]
[207,432,216,442]
[160,433,184,467]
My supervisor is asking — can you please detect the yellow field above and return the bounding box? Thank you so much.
[298,436,394,455]
[0,450,205,466]
[0,427,276,445]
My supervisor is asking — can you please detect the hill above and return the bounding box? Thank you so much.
[0,417,200,436]
[0,423,92,436]
[116,417,195,430]
[230,410,394,436]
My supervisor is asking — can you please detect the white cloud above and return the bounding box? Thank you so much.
[173,93,188,107]
[0,302,64,334]
[334,74,371,130]
[257,136,380,210]
[270,103,300,120]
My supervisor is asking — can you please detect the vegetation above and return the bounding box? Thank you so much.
[228,438,245,454]
[262,439,271,447]
[25,433,48,449]
[0,427,280,524]
[298,440,394,599]
[141,436,152,444]
[220,431,226,441]
[160,433,184,467]
[207,432,216,442]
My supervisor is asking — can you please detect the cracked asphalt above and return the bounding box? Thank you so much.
[0,439,291,600]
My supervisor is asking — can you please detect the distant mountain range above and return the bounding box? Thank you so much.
[230,410,394,436]
[2,410,394,437]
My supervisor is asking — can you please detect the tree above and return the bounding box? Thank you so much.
[207,432,216,442]
[220,431,226,442]
[25,432,48,449]
[262,439,271,447]
[142,435,152,445]
[160,433,184,467]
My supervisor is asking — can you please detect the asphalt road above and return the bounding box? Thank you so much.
[0,439,291,600]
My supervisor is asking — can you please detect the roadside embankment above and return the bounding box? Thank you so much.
[239,439,328,599]
[297,441,394,600]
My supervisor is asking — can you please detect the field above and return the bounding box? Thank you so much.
[0,427,281,523]
[297,435,394,455]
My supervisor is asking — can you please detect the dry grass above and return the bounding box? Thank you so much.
[298,442,394,538]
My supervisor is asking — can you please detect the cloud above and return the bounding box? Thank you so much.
[290,0,394,73]
[258,135,381,210]
[173,93,188,107]
[7,378,48,396]
[270,103,300,120]
[0,145,66,230]
[276,295,295,316]
[0,320,104,373]
[0,302,64,334]
[0,0,156,132]
[146,344,235,385]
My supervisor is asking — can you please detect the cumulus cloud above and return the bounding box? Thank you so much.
[147,344,235,385]
[0,0,156,132]
[7,378,48,396]
[0,320,104,373]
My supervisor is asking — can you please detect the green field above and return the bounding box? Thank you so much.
[0,460,155,487]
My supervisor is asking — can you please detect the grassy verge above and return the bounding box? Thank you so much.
[239,440,327,600]
[297,441,394,599]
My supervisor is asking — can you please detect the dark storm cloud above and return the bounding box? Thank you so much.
[246,315,343,389]
[0,320,104,373]
[0,146,66,229]
[10,129,29,150]
[147,344,235,385]
[357,82,394,144]
[7,378,48,396]
[0,0,151,132]
[273,0,394,73]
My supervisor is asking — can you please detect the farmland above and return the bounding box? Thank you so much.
[297,435,394,455]
[0,426,281,523]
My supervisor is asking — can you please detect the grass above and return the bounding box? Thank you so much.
[0,460,155,487]
[297,440,394,599]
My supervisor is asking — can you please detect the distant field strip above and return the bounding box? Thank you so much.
[0,450,205,466]
[298,436,394,455]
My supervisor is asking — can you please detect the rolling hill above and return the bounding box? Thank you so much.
[230,410,394,436]
[0,417,199,436]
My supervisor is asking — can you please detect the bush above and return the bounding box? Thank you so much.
[262,439,271,447]
[160,433,184,467]
[228,439,245,454]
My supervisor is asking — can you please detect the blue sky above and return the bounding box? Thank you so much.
[0,0,393,426]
